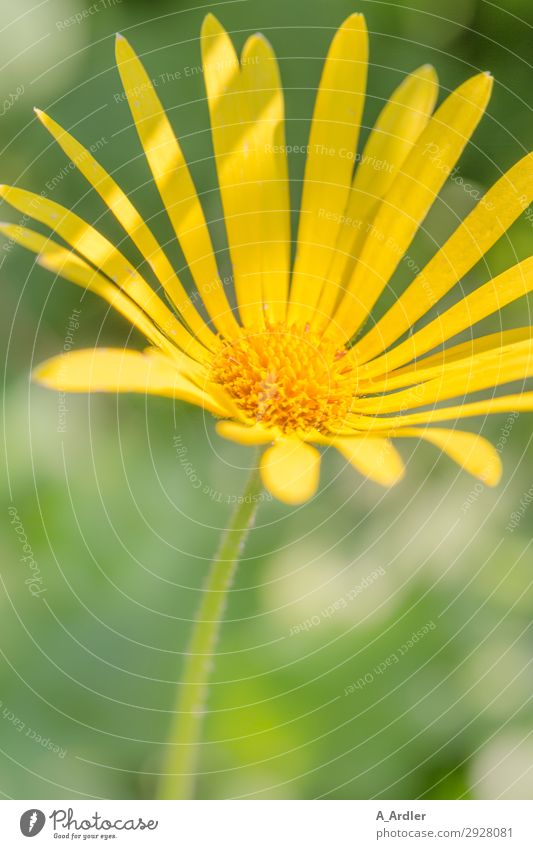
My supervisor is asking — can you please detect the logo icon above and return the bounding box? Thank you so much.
[20,809,46,837]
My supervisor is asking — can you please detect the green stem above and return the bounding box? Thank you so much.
[157,463,264,800]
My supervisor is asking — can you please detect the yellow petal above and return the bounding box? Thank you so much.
[348,392,533,430]
[367,327,533,384]
[316,64,438,327]
[115,33,238,340]
[0,223,201,371]
[201,15,260,327]
[355,338,533,414]
[353,66,438,201]
[260,439,320,504]
[241,33,291,324]
[33,348,227,415]
[0,185,209,364]
[394,427,502,485]
[288,14,368,326]
[201,17,291,327]
[361,328,533,393]
[360,256,533,380]
[331,435,405,486]
[216,421,275,445]
[330,71,493,342]
[355,150,533,364]
[35,108,218,351]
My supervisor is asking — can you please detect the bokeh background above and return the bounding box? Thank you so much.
[1,0,533,800]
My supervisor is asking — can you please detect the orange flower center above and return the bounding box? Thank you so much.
[211,323,357,433]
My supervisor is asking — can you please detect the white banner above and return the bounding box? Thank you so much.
[0,799,531,847]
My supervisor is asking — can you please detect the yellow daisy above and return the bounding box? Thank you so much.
[5,13,533,504]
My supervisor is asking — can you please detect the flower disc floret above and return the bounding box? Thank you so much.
[211,323,357,433]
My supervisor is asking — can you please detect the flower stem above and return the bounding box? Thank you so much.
[157,463,264,800]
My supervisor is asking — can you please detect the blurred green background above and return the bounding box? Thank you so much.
[1,0,533,800]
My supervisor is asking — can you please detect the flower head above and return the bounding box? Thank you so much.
[5,14,533,503]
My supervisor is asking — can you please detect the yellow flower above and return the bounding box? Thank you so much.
[4,13,533,504]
